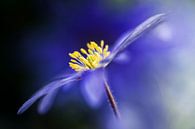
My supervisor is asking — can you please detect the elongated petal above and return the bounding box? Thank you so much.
[81,69,105,108]
[38,88,59,114]
[102,13,165,66]
[17,72,82,114]
[112,29,132,53]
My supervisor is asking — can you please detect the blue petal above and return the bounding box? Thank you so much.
[102,13,165,67]
[38,88,59,114]
[81,69,105,108]
[112,29,132,52]
[113,51,131,64]
[17,72,82,114]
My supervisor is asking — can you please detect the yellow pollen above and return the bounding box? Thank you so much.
[69,40,110,72]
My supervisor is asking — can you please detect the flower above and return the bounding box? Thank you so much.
[17,13,165,116]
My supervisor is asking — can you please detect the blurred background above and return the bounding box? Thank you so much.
[1,0,195,129]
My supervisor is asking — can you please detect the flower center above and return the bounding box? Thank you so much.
[69,40,110,72]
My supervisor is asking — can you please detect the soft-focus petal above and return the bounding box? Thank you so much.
[101,13,165,67]
[38,88,59,114]
[81,69,105,108]
[113,51,131,64]
[17,72,82,114]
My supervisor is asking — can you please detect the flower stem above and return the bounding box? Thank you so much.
[104,80,121,119]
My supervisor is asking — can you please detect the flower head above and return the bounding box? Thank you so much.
[69,40,110,72]
[17,13,165,115]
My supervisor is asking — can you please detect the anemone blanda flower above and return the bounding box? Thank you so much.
[17,13,165,117]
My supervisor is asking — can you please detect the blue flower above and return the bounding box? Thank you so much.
[17,13,165,117]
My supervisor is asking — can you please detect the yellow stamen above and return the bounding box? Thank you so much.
[88,49,94,55]
[100,40,104,48]
[69,40,110,72]
[69,53,76,59]
[80,48,88,55]
[70,59,78,63]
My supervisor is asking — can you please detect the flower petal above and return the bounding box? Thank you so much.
[81,69,105,108]
[101,13,165,67]
[17,72,82,114]
[113,51,131,64]
[37,88,59,114]
[112,29,132,53]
